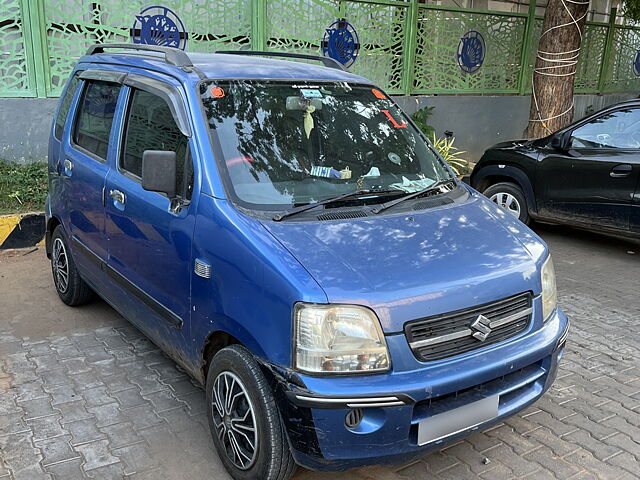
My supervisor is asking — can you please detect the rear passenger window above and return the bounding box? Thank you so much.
[73,80,121,161]
[122,89,193,199]
[54,73,79,140]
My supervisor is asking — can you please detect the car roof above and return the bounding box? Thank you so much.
[78,50,371,85]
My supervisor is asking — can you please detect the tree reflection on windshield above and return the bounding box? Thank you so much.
[200,81,450,208]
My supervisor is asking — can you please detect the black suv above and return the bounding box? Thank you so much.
[471,100,640,237]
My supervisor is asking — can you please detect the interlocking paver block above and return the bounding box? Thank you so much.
[86,402,127,428]
[57,401,94,424]
[17,397,57,420]
[45,458,85,480]
[120,404,163,430]
[99,421,144,449]
[75,438,120,471]
[66,418,106,446]
[27,414,67,441]
[34,434,80,466]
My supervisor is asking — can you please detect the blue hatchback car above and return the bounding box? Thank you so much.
[46,44,569,479]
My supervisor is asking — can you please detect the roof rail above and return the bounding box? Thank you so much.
[85,44,193,68]
[215,50,347,71]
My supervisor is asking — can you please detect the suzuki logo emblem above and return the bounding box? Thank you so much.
[470,314,492,341]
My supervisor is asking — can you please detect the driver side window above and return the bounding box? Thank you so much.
[570,108,640,149]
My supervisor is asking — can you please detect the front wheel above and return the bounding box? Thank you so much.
[483,182,530,224]
[206,345,296,480]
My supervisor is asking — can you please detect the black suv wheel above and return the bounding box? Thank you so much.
[483,182,530,224]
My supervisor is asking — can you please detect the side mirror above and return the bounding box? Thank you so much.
[142,150,177,198]
[549,134,568,151]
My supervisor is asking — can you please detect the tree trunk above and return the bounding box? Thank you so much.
[526,0,589,138]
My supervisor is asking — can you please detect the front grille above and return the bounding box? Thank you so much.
[405,292,533,362]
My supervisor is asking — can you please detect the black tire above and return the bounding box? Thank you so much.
[206,345,296,480]
[483,182,530,224]
[50,226,94,306]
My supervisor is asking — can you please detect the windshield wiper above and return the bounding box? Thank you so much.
[370,178,456,214]
[272,189,400,221]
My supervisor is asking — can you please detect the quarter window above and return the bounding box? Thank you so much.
[73,80,122,160]
[570,108,640,149]
[121,89,193,199]
[54,73,80,140]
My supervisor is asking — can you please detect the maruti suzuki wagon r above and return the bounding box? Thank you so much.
[46,44,569,480]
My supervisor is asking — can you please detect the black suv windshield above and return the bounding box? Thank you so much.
[200,80,452,208]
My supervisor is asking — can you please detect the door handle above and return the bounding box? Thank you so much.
[63,159,73,171]
[109,189,126,204]
[610,164,632,177]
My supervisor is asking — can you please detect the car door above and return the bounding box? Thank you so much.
[632,176,640,234]
[539,107,640,231]
[104,74,195,356]
[63,72,125,274]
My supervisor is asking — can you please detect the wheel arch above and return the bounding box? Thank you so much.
[45,215,63,258]
[472,165,537,214]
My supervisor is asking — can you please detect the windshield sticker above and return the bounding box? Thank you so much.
[371,88,386,99]
[388,152,401,165]
[381,109,407,129]
[311,166,341,178]
[390,176,436,193]
[300,89,323,98]
[210,86,225,98]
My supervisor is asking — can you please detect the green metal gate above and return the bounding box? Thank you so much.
[1,0,639,98]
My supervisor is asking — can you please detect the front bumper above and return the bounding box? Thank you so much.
[266,307,569,471]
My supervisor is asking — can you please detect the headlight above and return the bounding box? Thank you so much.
[541,255,557,321]
[294,303,390,374]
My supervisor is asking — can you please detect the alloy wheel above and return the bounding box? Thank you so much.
[212,371,259,470]
[52,237,69,294]
[489,192,521,218]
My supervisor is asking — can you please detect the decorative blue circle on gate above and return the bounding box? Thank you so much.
[321,19,360,68]
[633,49,640,77]
[457,30,485,74]
[131,6,187,50]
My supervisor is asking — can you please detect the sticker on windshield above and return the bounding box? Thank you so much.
[381,109,407,129]
[311,165,341,178]
[300,89,323,99]
[371,88,386,99]
[210,86,225,98]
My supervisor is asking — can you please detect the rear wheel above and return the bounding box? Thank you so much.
[484,182,530,224]
[206,345,296,480]
[50,226,94,306]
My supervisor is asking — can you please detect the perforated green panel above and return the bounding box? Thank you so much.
[265,0,408,93]
[41,0,252,95]
[604,26,640,93]
[340,1,408,93]
[413,8,527,94]
[574,24,608,93]
[3,0,640,98]
[0,0,34,96]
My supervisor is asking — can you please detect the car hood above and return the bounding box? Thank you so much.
[490,139,535,150]
[261,191,546,333]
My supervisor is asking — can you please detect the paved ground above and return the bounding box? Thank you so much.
[0,225,639,480]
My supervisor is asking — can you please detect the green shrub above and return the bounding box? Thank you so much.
[0,161,48,215]
[411,106,436,138]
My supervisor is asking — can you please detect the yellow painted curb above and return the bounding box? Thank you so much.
[0,215,21,246]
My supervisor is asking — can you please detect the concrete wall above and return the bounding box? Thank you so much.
[0,98,57,164]
[0,93,635,164]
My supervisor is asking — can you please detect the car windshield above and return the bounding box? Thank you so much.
[200,80,453,208]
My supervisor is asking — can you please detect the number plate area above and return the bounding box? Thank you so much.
[417,394,499,445]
